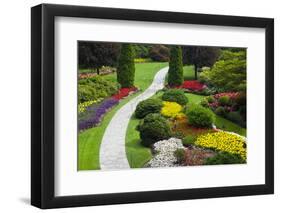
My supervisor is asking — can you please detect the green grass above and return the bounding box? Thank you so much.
[79,68,96,73]
[126,117,152,168]
[183,65,195,80]
[78,62,167,170]
[215,116,246,137]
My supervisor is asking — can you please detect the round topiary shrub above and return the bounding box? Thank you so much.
[200,99,209,108]
[135,98,163,119]
[218,96,231,106]
[162,89,188,105]
[137,113,172,147]
[207,96,215,103]
[215,106,226,117]
[185,104,215,128]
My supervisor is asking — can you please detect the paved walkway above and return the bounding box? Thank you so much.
[99,67,169,170]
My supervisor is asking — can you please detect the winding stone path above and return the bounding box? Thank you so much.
[99,67,169,170]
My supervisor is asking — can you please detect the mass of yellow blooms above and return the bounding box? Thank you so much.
[161,101,186,119]
[78,99,102,113]
[195,131,246,160]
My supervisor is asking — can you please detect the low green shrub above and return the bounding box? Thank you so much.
[200,99,209,108]
[135,98,163,119]
[137,113,172,147]
[207,96,215,103]
[215,106,226,117]
[185,104,215,128]
[182,135,196,146]
[174,148,186,163]
[78,85,97,103]
[204,152,246,165]
[227,111,245,127]
[172,131,185,139]
[235,92,246,106]
[162,89,188,105]
[78,76,118,103]
[218,96,231,106]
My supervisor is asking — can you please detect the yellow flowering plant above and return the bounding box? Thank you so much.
[195,131,246,160]
[78,98,103,113]
[161,101,186,119]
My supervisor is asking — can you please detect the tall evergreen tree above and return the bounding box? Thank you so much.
[182,46,220,80]
[117,44,135,88]
[168,46,183,86]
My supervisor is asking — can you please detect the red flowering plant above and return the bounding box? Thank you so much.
[213,92,239,100]
[112,87,138,100]
[175,80,206,91]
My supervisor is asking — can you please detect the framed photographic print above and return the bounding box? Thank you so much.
[31,3,274,209]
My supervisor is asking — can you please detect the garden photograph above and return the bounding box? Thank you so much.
[78,41,247,171]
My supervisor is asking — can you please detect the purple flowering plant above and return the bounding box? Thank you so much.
[79,98,119,131]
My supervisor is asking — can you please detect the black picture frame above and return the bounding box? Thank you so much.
[31,3,274,209]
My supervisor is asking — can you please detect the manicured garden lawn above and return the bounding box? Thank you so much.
[79,62,167,170]
[79,68,96,73]
[215,116,246,137]
[125,117,152,168]
[183,65,195,80]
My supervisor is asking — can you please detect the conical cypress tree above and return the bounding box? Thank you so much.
[168,46,183,86]
[117,44,135,88]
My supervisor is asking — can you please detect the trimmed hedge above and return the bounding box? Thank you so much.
[185,104,215,128]
[168,46,184,86]
[137,113,172,147]
[117,44,135,88]
[135,98,163,119]
[162,89,188,105]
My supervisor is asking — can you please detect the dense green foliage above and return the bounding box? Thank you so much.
[117,44,136,87]
[218,96,231,106]
[182,46,220,79]
[149,44,170,62]
[132,44,151,58]
[78,76,118,103]
[162,89,188,105]
[168,46,184,86]
[137,113,172,147]
[204,152,245,165]
[174,148,186,163]
[182,135,196,146]
[135,98,163,118]
[200,50,246,92]
[185,104,215,128]
[78,42,120,74]
[215,106,226,116]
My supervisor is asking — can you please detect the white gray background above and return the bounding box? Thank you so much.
[0,0,279,212]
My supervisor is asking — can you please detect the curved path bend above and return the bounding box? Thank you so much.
[100,66,168,170]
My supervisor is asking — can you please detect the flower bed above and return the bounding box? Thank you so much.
[112,87,138,100]
[195,131,246,160]
[213,92,239,100]
[177,80,206,91]
[79,98,119,131]
[78,99,103,113]
[161,101,185,119]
